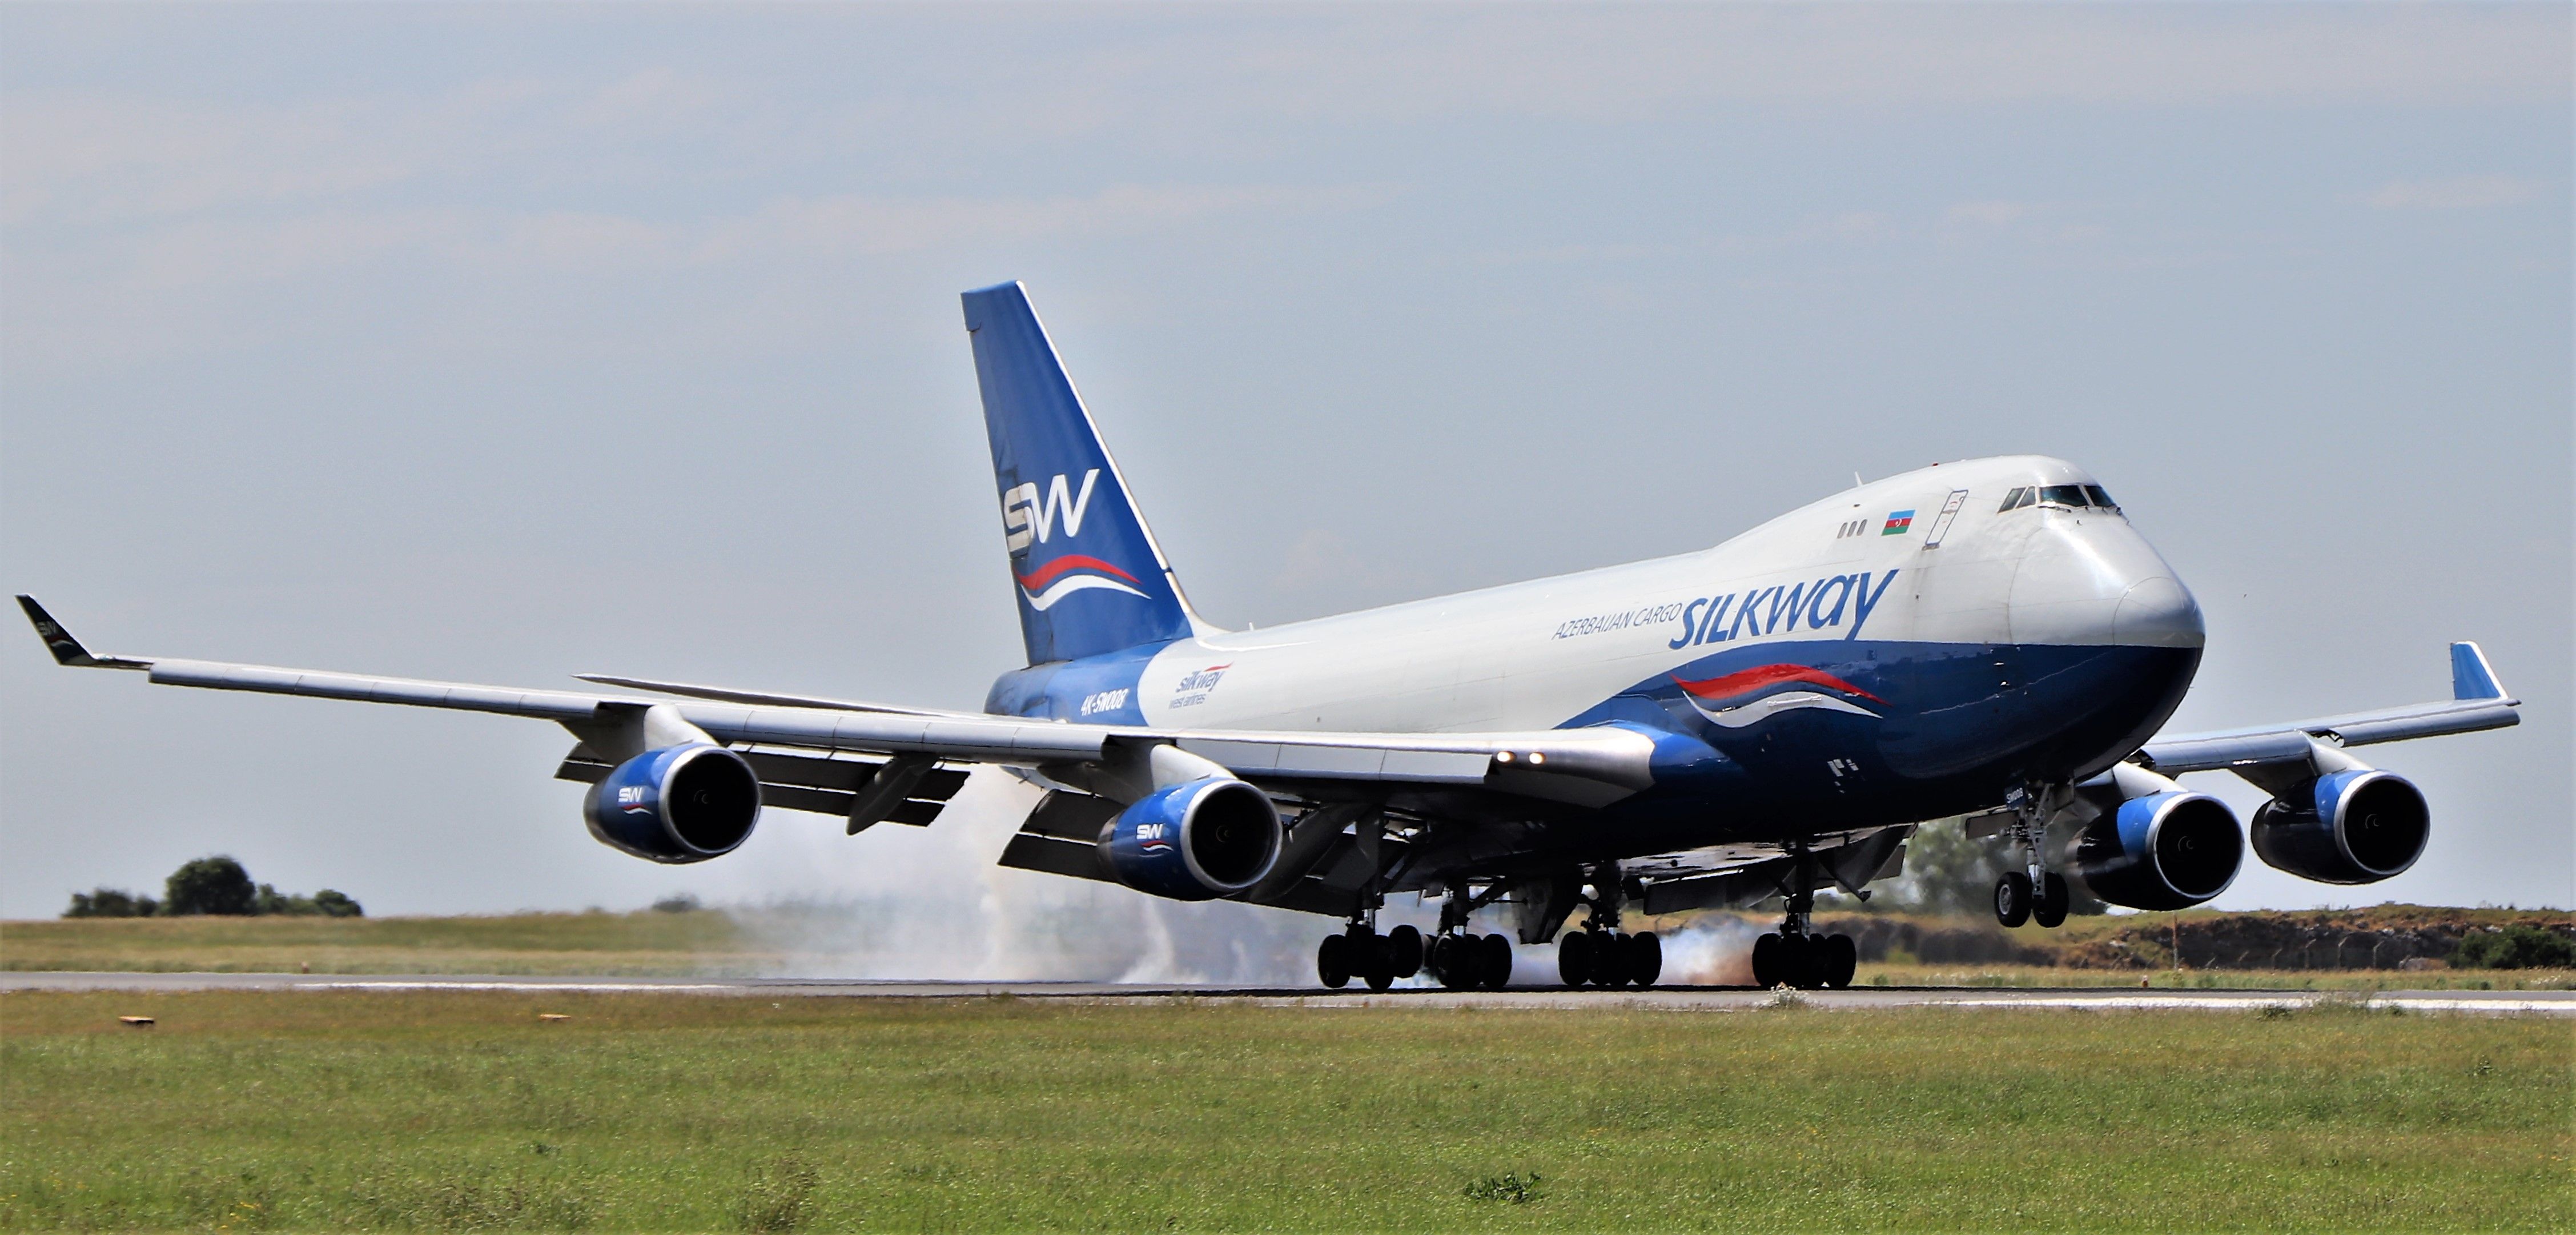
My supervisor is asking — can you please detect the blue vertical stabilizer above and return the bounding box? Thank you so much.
[962,282,1201,665]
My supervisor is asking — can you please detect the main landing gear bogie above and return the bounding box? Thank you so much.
[1556,929,1662,989]
[1430,931,1514,991]
[1751,931,1856,989]
[1315,923,1424,991]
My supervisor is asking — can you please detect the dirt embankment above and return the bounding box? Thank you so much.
[1796,907,2574,971]
[2059,908,2576,971]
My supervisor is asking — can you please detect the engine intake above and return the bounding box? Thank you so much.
[1098,776,1282,901]
[2251,769,2428,885]
[2072,789,2243,911]
[584,743,762,863]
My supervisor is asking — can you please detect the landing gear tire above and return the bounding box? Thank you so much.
[1388,924,1424,977]
[1751,932,1782,988]
[1588,931,1630,988]
[1430,935,1465,988]
[1480,933,1514,990]
[1629,932,1663,988]
[1361,932,1395,991]
[1317,933,1352,989]
[2032,873,2069,929]
[1823,934,1857,989]
[1557,930,1591,987]
[1787,936,1821,989]
[1995,872,2034,928]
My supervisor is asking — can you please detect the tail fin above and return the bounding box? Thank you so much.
[962,282,1203,664]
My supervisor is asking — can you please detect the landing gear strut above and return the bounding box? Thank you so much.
[1750,860,1857,989]
[1995,784,2072,929]
[1553,864,1662,990]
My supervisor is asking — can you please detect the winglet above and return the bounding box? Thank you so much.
[17,596,150,670]
[2450,641,2505,701]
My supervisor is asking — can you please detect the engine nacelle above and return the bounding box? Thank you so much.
[583,743,762,864]
[1096,776,1282,901]
[2072,789,2243,911]
[2251,769,2429,885]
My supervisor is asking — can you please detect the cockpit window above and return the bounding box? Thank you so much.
[2004,483,2120,514]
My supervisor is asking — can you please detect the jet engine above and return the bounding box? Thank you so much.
[2250,769,2429,885]
[1097,776,1282,901]
[582,743,762,864]
[2070,779,2243,911]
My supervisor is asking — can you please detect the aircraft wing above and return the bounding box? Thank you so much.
[16,596,1660,807]
[2136,641,2519,774]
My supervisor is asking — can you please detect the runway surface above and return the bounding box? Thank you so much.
[7,971,2570,1015]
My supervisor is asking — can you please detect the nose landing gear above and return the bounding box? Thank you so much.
[1994,784,2073,929]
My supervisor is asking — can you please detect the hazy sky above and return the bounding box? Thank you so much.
[4,3,2569,934]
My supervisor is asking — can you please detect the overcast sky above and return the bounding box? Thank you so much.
[4,3,2568,937]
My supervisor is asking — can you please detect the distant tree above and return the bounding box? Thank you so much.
[2454,924,2576,970]
[63,887,158,918]
[255,883,303,916]
[651,892,702,914]
[1883,819,2105,918]
[162,856,258,916]
[310,889,364,918]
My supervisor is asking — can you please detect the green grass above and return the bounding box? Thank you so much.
[3,991,2568,1231]
[0,911,762,976]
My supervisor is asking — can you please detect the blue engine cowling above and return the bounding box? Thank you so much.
[1096,776,1283,901]
[582,743,762,864]
[2072,790,2244,911]
[2251,769,2429,885]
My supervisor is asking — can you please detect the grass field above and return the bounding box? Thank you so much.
[3,989,2569,1231]
[7,911,2568,991]
[0,911,762,977]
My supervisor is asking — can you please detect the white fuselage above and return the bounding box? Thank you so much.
[1084,456,2200,736]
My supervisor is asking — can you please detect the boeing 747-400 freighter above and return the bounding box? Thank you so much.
[21,282,2521,991]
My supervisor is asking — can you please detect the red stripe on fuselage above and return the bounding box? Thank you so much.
[1016,555,1141,590]
[1673,663,1885,704]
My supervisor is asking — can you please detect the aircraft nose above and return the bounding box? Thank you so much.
[2009,521,2204,648]
[2113,575,2204,648]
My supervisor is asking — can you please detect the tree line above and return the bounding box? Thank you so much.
[63,855,362,919]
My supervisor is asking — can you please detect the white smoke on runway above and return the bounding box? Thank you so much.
[712,768,1429,984]
[1651,913,1765,985]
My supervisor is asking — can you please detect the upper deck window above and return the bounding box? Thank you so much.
[2083,484,2119,511]
[1998,486,2032,512]
[2038,484,2089,507]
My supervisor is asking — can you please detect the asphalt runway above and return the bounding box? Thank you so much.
[7,971,2570,1015]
